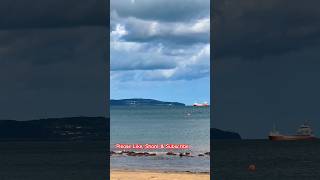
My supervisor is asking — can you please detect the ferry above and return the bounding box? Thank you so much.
[269,122,317,141]
[193,102,209,107]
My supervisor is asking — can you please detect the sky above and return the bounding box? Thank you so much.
[213,0,320,139]
[0,0,108,120]
[110,0,210,105]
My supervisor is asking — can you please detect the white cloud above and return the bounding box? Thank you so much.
[110,24,128,40]
[110,1,210,82]
[141,44,210,81]
[111,43,210,81]
[174,17,210,34]
[116,16,209,44]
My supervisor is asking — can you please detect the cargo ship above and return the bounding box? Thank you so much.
[269,123,317,141]
[193,102,209,107]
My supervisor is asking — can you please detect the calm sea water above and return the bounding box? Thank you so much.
[213,140,320,180]
[110,106,210,172]
[0,141,107,180]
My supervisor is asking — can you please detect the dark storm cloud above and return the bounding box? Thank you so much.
[111,0,209,22]
[214,0,320,60]
[213,0,320,138]
[0,0,108,120]
[0,0,107,29]
[0,27,106,65]
[213,51,320,138]
[0,27,107,120]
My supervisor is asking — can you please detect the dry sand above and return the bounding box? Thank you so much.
[111,170,210,180]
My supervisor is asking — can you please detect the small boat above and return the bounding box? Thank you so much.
[269,122,317,141]
[193,102,209,107]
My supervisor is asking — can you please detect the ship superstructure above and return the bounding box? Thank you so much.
[269,122,317,141]
[193,102,209,107]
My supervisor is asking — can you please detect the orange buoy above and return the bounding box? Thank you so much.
[248,164,256,171]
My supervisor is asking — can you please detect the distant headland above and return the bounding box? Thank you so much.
[0,117,108,141]
[211,128,242,140]
[110,98,186,106]
[0,117,241,141]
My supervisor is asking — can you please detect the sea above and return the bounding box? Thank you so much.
[0,141,107,180]
[110,106,210,172]
[213,140,320,180]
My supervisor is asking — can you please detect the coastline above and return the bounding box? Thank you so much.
[111,169,210,180]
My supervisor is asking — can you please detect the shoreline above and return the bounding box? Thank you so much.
[111,169,210,180]
[111,168,210,174]
[110,150,210,157]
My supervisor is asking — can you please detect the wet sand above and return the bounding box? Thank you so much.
[111,170,210,180]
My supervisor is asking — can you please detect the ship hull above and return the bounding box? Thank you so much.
[269,135,317,141]
[193,105,209,107]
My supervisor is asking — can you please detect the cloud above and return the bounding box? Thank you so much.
[111,12,209,44]
[213,0,320,60]
[111,0,209,22]
[111,43,210,81]
[110,50,178,71]
[213,0,320,138]
[110,0,210,82]
[122,17,209,44]
[142,44,210,81]
[110,37,178,71]
[0,26,107,120]
[0,0,107,29]
[0,27,106,66]
[110,24,128,39]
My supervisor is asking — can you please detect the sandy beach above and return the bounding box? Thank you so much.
[111,170,209,180]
